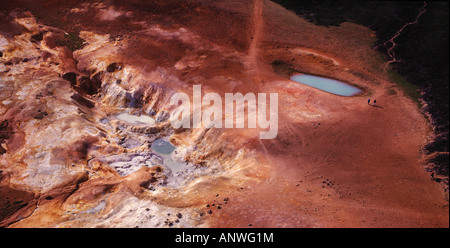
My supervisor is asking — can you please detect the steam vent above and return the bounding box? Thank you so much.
[0,0,448,228]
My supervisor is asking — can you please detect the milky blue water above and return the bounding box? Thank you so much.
[116,113,155,125]
[290,74,362,96]
[151,139,184,175]
[151,139,176,154]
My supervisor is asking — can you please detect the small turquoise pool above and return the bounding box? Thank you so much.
[290,74,362,96]
[151,139,184,175]
[151,139,176,154]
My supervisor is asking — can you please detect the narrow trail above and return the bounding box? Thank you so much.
[249,0,273,159]
[249,0,264,70]
[383,1,427,72]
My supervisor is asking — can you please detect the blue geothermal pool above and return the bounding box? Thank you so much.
[151,139,184,175]
[290,74,362,96]
[151,139,176,155]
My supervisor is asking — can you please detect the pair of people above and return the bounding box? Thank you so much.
[368,99,377,106]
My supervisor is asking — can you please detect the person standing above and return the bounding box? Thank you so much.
[368,99,371,105]
[373,99,377,106]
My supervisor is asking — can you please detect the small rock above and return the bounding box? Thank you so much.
[176,213,182,218]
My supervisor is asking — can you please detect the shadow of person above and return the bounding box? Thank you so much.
[370,104,383,109]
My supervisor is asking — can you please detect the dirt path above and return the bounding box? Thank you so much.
[249,0,264,68]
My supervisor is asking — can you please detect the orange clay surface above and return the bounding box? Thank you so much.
[0,0,447,227]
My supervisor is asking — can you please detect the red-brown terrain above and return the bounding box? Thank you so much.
[0,0,448,227]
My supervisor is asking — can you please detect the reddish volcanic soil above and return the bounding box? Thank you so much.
[0,0,448,227]
[209,96,448,227]
[206,0,448,227]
